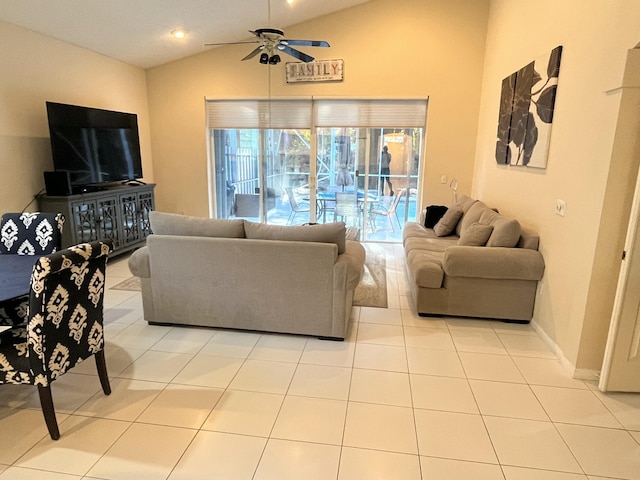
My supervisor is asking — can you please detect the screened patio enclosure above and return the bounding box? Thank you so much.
[207,99,428,242]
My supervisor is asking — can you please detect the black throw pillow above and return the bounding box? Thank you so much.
[424,205,449,229]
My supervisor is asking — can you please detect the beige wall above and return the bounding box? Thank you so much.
[146,0,490,216]
[473,0,640,371]
[0,20,152,214]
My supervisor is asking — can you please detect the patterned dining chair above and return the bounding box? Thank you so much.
[0,212,65,256]
[0,240,112,440]
[0,212,65,330]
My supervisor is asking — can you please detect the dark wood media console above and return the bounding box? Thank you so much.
[39,183,155,256]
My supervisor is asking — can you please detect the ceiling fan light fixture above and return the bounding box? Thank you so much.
[205,25,329,64]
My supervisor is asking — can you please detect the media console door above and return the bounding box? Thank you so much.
[38,184,155,256]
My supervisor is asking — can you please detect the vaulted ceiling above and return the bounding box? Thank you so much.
[0,0,370,68]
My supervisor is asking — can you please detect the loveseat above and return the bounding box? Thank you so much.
[128,212,365,340]
[403,195,545,322]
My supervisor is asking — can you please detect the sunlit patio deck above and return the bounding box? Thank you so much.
[231,191,418,243]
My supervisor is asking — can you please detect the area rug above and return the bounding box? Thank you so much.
[111,276,141,291]
[110,244,388,308]
[353,243,388,308]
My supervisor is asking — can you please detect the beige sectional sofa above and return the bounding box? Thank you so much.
[128,212,365,340]
[403,195,545,322]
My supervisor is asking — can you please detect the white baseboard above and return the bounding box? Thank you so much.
[530,320,601,382]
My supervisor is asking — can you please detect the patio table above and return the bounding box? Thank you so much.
[316,190,378,223]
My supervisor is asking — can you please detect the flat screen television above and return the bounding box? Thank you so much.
[46,101,143,192]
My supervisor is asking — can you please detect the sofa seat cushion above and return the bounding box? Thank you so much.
[403,223,436,243]
[406,249,444,288]
[405,236,459,253]
[150,211,246,238]
[244,221,346,254]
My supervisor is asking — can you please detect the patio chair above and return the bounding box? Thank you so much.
[335,192,358,224]
[320,185,342,222]
[0,240,112,440]
[370,188,406,232]
[285,187,311,225]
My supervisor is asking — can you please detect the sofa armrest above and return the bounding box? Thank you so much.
[335,240,366,290]
[128,246,150,278]
[443,246,545,281]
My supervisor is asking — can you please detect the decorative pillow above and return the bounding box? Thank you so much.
[433,206,463,237]
[458,223,494,246]
[244,221,346,254]
[149,211,245,238]
[486,217,521,248]
[424,205,448,229]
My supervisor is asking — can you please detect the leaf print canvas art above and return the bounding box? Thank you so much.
[495,46,562,168]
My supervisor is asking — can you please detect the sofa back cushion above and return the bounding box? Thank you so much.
[458,201,489,237]
[150,211,246,238]
[454,195,479,236]
[244,221,346,254]
[478,209,522,248]
[518,229,540,250]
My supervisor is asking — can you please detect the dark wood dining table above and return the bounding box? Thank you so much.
[0,254,40,303]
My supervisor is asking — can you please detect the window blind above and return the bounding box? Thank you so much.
[206,99,312,129]
[206,98,428,129]
[314,99,428,128]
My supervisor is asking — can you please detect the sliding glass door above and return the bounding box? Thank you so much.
[314,127,422,241]
[207,98,427,241]
[210,128,312,224]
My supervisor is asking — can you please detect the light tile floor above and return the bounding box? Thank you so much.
[1,244,640,479]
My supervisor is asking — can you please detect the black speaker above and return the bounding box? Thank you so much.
[44,171,72,196]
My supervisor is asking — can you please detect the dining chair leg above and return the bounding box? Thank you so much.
[37,384,60,440]
[95,350,111,395]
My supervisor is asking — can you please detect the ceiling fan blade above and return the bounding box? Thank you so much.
[281,39,330,48]
[279,45,315,63]
[204,40,260,46]
[242,45,265,61]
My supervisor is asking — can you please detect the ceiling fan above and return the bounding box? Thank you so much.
[205,27,329,64]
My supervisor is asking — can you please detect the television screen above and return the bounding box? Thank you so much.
[46,102,143,189]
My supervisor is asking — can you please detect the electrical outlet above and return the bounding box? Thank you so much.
[555,199,566,217]
[440,175,447,184]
